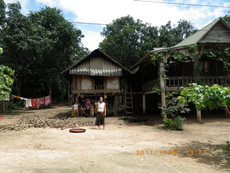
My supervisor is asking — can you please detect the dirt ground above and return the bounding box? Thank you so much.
[0,106,230,173]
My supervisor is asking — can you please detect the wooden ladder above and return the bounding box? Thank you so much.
[125,87,134,116]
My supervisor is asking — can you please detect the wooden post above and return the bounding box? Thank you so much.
[2,101,5,113]
[196,109,202,122]
[113,95,118,116]
[193,45,203,82]
[193,55,199,82]
[159,59,167,118]
[142,94,146,115]
[48,80,52,107]
[68,83,70,105]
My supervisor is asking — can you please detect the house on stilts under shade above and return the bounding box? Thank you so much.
[128,17,230,117]
[62,49,130,115]
[62,18,230,118]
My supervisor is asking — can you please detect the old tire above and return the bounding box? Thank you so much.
[69,128,86,133]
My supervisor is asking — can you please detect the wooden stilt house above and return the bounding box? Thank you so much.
[62,49,130,115]
[129,17,230,117]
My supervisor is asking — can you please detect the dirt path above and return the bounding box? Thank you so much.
[0,106,230,173]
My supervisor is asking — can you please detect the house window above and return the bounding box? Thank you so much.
[93,76,104,90]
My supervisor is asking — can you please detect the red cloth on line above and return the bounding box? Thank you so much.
[37,98,40,108]
[44,96,51,106]
[32,99,37,108]
[32,96,50,108]
[39,97,45,105]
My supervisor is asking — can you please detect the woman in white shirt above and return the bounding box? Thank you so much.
[95,97,106,129]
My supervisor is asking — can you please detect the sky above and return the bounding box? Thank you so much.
[4,0,230,51]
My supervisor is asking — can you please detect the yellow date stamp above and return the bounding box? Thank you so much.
[136,149,207,156]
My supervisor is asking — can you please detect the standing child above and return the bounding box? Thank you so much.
[90,104,94,117]
[72,101,79,117]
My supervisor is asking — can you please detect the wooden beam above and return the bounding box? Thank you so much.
[142,94,146,115]
[113,95,118,116]
[159,59,166,118]
[72,89,121,94]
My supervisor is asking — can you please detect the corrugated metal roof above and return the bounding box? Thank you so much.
[69,57,122,76]
[131,18,230,70]
[62,49,130,76]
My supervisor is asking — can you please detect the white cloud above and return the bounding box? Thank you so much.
[81,30,104,51]
[6,0,230,49]
[54,0,229,27]
[35,0,57,7]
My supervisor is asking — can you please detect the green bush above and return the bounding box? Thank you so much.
[160,97,190,118]
[163,118,177,130]
[7,101,24,112]
[163,116,186,130]
[223,141,230,152]
[174,116,186,130]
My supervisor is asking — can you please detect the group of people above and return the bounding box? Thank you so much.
[72,97,106,129]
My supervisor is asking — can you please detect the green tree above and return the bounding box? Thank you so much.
[224,14,230,25]
[0,64,14,100]
[0,2,88,101]
[0,2,33,95]
[0,48,14,100]
[158,20,196,47]
[99,16,196,68]
[29,7,87,100]
[0,0,5,25]
[99,15,159,68]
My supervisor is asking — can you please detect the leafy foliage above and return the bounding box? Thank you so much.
[163,118,177,130]
[160,97,190,117]
[178,83,230,112]
[0,64,14,100]
[0,46,14,100]
[201,46,230,71]
[163,116,186,130]
[7,101,24,112]
[100,16,159,68]
[100,16,196,68]
[174,116,186,130]
[0,2,88,100]
[222,141,230,152]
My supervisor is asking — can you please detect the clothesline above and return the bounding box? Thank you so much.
[11,95,51,108]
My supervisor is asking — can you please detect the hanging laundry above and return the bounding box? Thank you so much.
[11,95,51,109]
[11,95,21,100]
[25,99,32,108]
[44,96,51,106]
[36,98,41,109]
[39,97,45,105]
[32,99,37,108]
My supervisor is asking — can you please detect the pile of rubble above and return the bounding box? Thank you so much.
[0,115,95,131]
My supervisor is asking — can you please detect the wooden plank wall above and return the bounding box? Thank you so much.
[200,21,230,43]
